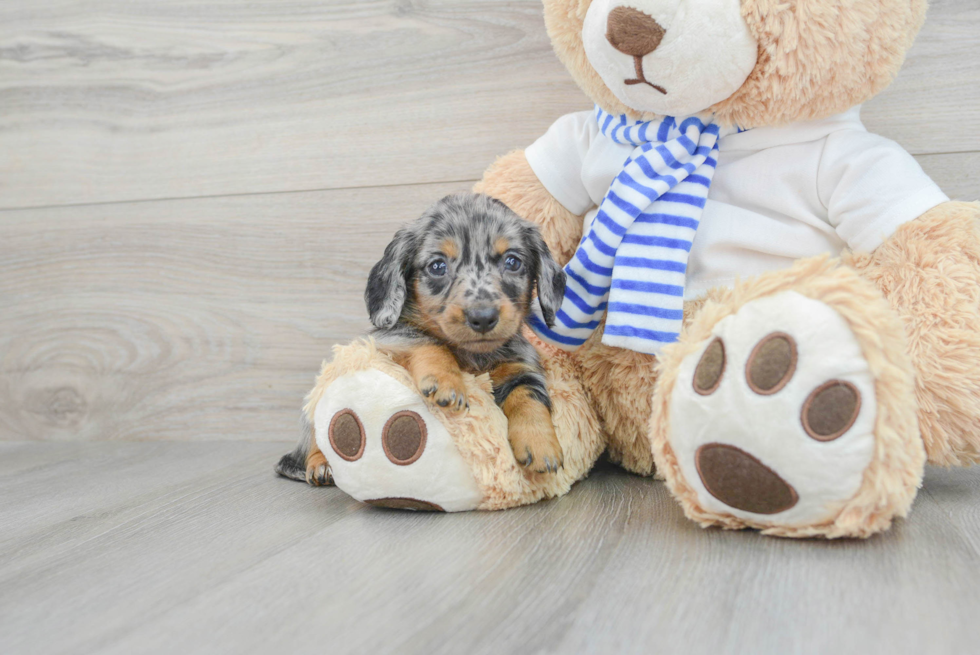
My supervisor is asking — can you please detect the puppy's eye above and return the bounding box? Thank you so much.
[504,255,523,272]
[427,259,447,277]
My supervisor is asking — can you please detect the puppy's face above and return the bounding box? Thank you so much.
[366,194,566,354]
[411,215,533,353]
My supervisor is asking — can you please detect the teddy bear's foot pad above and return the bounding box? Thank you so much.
[313,369,484,512]
[671,291,876,527]
[694,443,799,515]
[364,498,445,512]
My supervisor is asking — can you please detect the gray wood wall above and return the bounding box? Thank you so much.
[2,0,978,443]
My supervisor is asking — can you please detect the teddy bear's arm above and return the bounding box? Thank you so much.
[475,150,584,266]
[846,200,980,466]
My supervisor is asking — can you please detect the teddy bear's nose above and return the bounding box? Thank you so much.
[606,6,666,57]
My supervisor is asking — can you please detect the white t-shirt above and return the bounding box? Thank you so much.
[525,107,948,300]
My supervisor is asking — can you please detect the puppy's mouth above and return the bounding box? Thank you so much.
[437,303,523,352]
[455,336,510,353]
[625,56,666,95]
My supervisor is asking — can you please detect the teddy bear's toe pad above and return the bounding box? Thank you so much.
[695,443,799,515]
[671,291,877,527]
[364,498,445,512]
[314,370,484,512]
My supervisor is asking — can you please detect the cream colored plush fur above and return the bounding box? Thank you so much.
[544,0,927,128]
[313,0,977,532]
[649,257,924,538]
[305,334,605,510]
[847,202,980,466]
[474,0,980,537]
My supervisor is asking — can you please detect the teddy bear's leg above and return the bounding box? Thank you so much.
[846,201,980,466]
[302,338,604,512]
[575,328,659,476]
[650,257,925,538]
[573,295,719,478]
[475,150,583,265]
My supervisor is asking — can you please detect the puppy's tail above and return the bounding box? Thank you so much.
[274,413,315,482]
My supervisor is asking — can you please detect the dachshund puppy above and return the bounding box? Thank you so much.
[276,193,567,486]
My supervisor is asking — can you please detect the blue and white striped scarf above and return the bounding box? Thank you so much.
[530,107,732,355]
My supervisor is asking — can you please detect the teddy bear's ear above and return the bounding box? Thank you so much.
[364,226,418,329]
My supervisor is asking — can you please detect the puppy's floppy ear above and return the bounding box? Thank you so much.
[364,227,418,329]
[525,226,566,328]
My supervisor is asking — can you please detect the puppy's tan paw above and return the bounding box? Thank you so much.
[417,373,468,413]
[305,451,333,486]
[509,421,564,474]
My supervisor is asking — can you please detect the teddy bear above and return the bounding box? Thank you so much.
[293,0,980,537]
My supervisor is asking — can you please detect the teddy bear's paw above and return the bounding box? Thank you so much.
[668,291,878,528]
[312,369,484,512]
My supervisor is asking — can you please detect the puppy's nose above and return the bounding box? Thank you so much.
[606,6,666,57]
[465,306,500,334]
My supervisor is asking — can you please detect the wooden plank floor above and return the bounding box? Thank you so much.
[1,441,979,655]
[2,1,980,653]
[2,0,979,445]
[2,0,980,445]
[1,0,978,211]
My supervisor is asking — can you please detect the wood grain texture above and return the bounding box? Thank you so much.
[861,0,980,155]
[0,0,580,210]
[1,147,976,444]
[0,181,472,442]
[1,0,978,210]
[1,441,978,655]
[2,3,979,653]
[917,151,980,201]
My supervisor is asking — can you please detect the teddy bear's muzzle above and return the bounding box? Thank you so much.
[605,6,668,94]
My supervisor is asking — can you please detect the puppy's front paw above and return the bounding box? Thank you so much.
[418,372,468,413]
[509,421,564,474]
[305,450,333,487]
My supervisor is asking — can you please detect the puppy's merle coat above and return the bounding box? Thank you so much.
[276,193,567,486]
